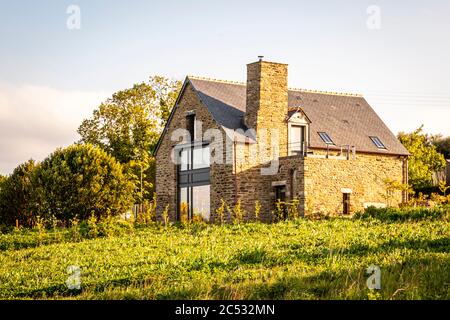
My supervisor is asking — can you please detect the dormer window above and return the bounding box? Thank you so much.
[318,132,334,145]
[370,136,386,149]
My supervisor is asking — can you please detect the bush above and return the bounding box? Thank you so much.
[355,205,449,222]
[31,144,134,222]
[0,160,37,227]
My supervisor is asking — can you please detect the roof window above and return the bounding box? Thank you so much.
[370,136,386,149]
[318,132,334,145]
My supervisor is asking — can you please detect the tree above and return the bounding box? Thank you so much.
[77,76,181,201]
[431,135,450,159]
[0,174,5,192]
[31,144,134,222]
[398,126,446,189]
[0,160,37,227]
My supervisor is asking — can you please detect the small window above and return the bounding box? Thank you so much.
[318,132,334,145]
[186,114,195,141]
[370,136,386,149]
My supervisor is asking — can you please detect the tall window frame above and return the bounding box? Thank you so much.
[176,141,211,221]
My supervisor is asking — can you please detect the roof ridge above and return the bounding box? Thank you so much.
[187,75,363,97]
[288,87,363,97]
[188,75,246,86]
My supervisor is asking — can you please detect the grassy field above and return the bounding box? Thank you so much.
[0,208,449,300]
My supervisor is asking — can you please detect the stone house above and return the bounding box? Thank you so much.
[154,59,409,222]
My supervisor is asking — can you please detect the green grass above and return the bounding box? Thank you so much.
[0,210,449,300]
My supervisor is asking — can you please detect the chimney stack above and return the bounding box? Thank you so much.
[244,58,289,155]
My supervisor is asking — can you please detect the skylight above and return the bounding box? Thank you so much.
[370,136,386,149]
[318,132,334,145]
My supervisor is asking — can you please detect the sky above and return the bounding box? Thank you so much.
[0,0,449,174]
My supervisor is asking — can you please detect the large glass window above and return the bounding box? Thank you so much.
[193,145,210,169]
[192,185,210,221]
[177,143,210,221]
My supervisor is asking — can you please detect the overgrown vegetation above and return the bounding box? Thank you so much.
[0,207,448,300]
[398,126,446,189]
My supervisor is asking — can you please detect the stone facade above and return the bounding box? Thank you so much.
[232,146,405,220]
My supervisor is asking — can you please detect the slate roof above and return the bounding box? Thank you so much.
[155,76,409,156]
[188,77,409,156]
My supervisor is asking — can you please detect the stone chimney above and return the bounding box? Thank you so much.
[245,58,289,156]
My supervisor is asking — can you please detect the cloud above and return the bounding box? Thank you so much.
[0,83,110,175]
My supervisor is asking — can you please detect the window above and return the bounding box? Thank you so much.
[186,114,195,141]
[177,143,210,221]
[192,185,210,221]
[274,185,288,220]
[193,145,210,169]
[370,136,386,149]
[343,193,351,215]
[318,132,334,145]
[290,125,306,154]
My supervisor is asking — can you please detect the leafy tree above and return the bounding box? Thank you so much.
[430,135,450,159]
[0,174,5,191]
[398,126,446,189]
[77,76,181,201]
[31,144,134,222]
[0,160,37,227]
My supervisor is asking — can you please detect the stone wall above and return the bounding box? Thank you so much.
[303,153,405,215]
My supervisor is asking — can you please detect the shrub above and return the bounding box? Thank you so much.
[215,199,226,224]
[254,200,261,221]
[228,199,245,224]
[31,144,134,222]
[0,160,37,227]
[135,198,157,226]
[272,199,286,222]
[355,205,449,222]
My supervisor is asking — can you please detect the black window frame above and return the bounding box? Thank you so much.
[318,132,334,145]
[176,141,210,221]
[369,136,386,149]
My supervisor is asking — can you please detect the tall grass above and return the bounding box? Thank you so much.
[0,211,448,300]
